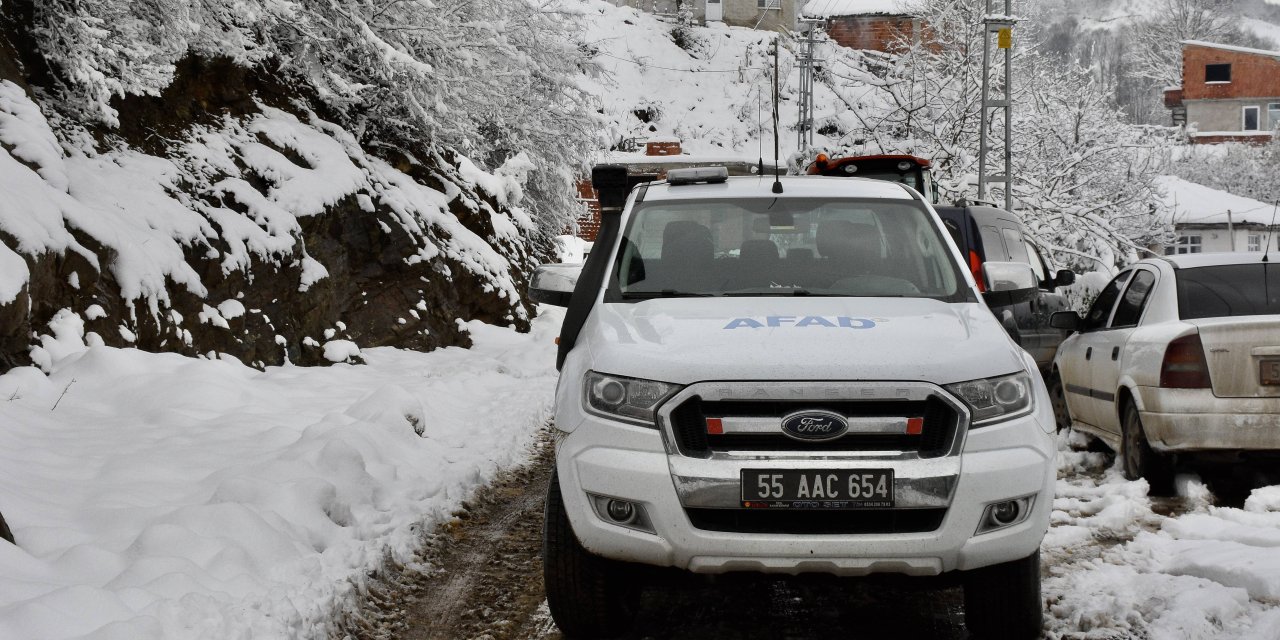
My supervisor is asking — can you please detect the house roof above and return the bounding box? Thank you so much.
[1156,175,1278,227]
[1181,40,1280,60]
[803,0,918,18]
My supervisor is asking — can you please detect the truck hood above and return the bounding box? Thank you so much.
[581,297,1025,385]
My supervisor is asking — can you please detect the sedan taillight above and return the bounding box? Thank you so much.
[1160,334,1212,389]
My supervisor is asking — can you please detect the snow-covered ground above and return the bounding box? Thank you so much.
[0,308,563,639]
[1045,432,1280,639]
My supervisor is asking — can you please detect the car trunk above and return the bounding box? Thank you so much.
[1191,317,1280,398]
[1177,262,1280,398]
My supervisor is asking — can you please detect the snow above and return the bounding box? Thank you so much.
[802,0,917,17]
[554,235,590,264]
[1181,40,1280,58]
[321,339,361,363]
[1243,18,1280,48]
[1044,433,1280,638]
[1,79,531,331]
[1155,175,1277,226]
[0,307,564,639]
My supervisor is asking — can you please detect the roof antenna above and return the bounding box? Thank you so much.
[758,83,765,176]
[771,36,783,194]
[1265,200,1279,263]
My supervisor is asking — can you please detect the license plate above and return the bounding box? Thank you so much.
[1263,359,1280,386]
[741,469,894,508]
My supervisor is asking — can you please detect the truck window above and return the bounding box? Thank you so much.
[612,198,968,301]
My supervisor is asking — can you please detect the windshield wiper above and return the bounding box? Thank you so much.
[620,290,715,299]
[723,289,829,297]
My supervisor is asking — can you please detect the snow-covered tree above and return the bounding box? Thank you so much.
[813,0,1174,268]
[20,0,600,238]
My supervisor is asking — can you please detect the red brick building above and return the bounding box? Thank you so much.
[805,0,922,53]
[1165,41,1280,144]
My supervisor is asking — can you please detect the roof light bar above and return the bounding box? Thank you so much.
[667,166,729,186]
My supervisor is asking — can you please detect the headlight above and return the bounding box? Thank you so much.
[945,371,1034,427]
[583,371,682,427]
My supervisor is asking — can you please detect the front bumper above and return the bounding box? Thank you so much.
[553,383,1056,577]
[1138,387,1280,451]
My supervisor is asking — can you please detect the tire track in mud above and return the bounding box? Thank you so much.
[342,424,967,640]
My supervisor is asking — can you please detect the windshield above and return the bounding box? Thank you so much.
[608,197,967,300]
[1177,264,1280,319]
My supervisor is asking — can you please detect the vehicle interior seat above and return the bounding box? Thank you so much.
[657,220,715,291]
[724,239,781,291]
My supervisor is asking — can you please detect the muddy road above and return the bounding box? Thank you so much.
[337,427,1231,640]
[341,430,969,640]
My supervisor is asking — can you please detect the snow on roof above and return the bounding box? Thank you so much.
[803,0,918,18]
[1156,175,1278,227]
[1181,40,1280,59]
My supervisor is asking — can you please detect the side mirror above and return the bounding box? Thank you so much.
[1054,269,1076,288]
[529,263,583,307]
[1050,311,1082,332]
[982,261,1038,293]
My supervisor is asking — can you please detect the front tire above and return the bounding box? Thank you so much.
[1121,403,1174,495]
[963,551,1043,639]
[1047,370,1072,433]
[543,470,639,639]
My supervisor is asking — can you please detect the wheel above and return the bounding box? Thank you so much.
[1121,403,1175,495]
[543,470,638,639]
[963,551,1043,639]
[1047,370,1072,433]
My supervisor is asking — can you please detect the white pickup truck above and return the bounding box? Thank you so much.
[530,166,1057,639]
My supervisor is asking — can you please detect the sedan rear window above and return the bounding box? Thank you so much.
[1177,264,1280,319]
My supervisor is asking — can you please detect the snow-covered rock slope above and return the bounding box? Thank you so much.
[0,307,563,639]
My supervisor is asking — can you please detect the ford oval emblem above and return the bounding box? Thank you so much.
[780,411,849,442]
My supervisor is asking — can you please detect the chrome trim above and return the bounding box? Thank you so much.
[654,381,971,509]
[715,415,918,435]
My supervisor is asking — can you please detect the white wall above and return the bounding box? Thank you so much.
[1169,225,1275,254]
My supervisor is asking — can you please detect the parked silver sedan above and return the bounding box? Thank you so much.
[1047,253,1280,490]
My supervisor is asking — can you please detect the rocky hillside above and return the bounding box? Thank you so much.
[0,0,593,371]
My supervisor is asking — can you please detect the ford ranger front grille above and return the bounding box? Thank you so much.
[669,396,957,459]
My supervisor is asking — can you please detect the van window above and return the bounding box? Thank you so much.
[979,226,1008,261]
[1002,228,1030,264]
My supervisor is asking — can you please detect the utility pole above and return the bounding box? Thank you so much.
[796,18,823,150]
[977,0,1016,212]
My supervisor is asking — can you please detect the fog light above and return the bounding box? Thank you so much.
[976,494,1037,534]
[992,500,1020,525]
[606,499,636,523]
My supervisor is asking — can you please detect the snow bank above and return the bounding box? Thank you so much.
[0,308,564,639]
[1045,433,1280,637]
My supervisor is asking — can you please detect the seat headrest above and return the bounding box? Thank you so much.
[662,221,714,263]
[739,239,780,263]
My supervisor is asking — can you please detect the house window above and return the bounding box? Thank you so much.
[1205,63,1231,83]
[1249,234,1263,252]
[1167,235,1202,255]
[1244,106,1260,131]
[757,0,781,8]
[1270,103,1280,128]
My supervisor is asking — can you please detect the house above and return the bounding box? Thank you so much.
[802,0,923,53]
[1164,41,1280,144]
[1156,176,1277,254]
[611,0,797,32]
